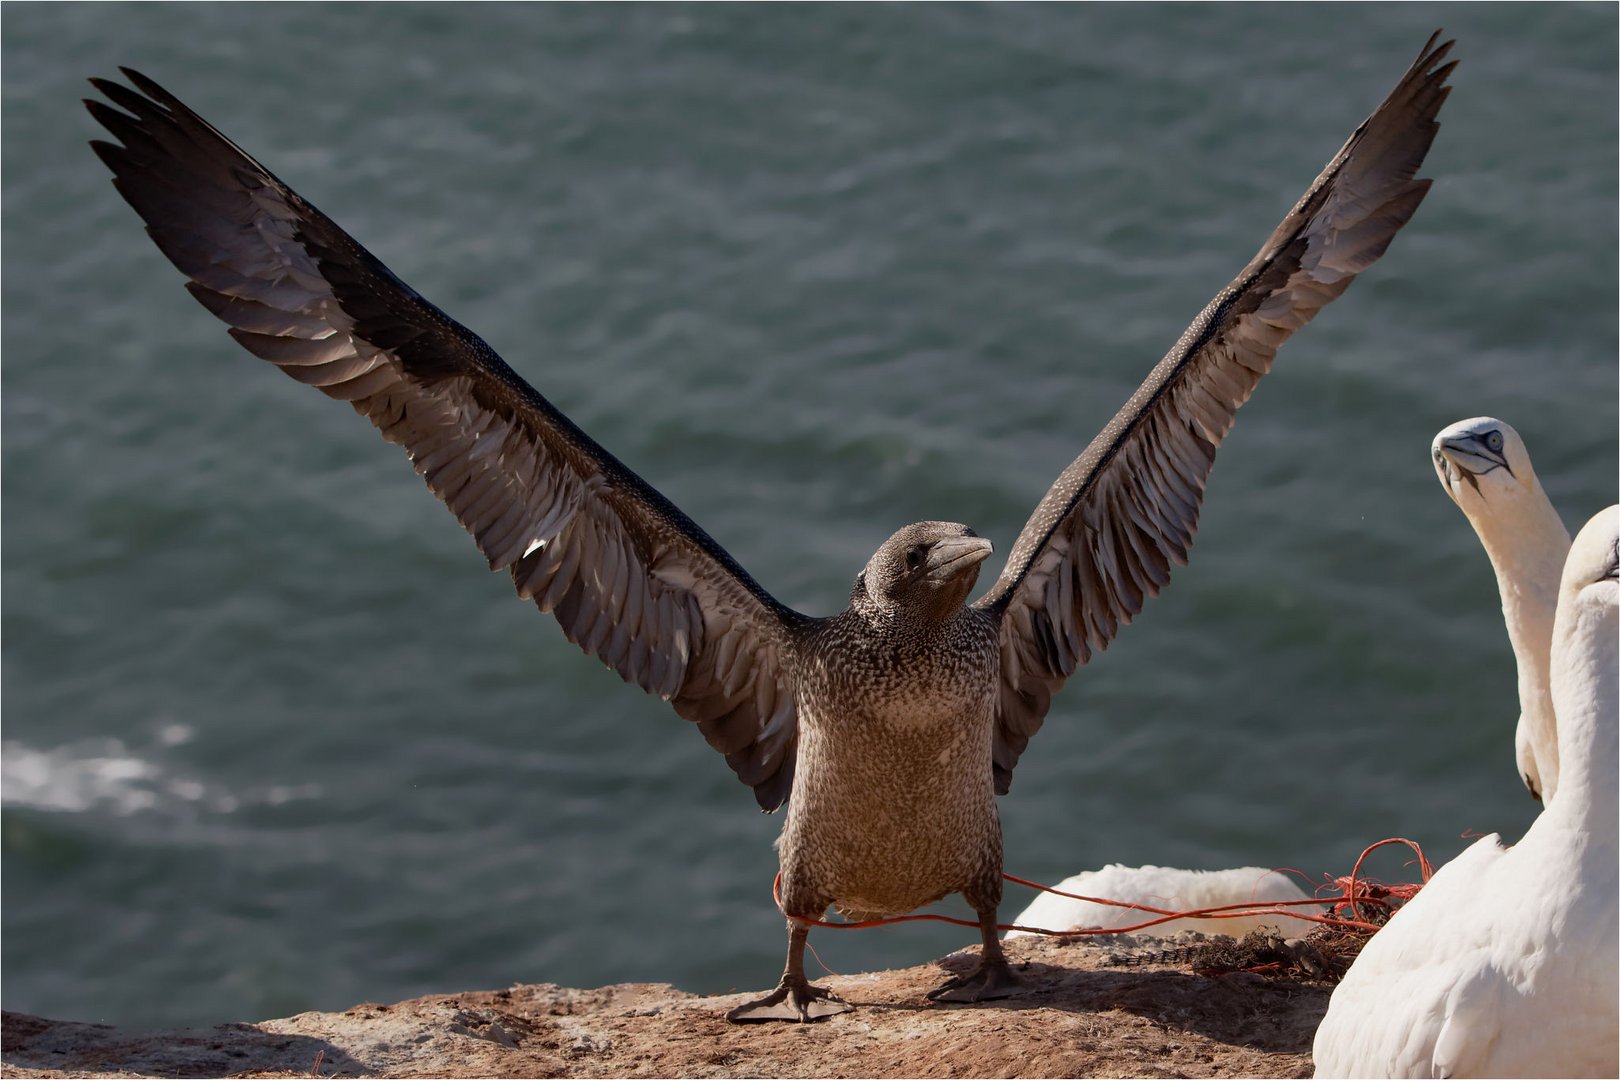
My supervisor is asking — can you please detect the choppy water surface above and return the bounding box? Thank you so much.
[4,4,1615,1028]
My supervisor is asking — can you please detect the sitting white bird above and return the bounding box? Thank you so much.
[1432,417,1570,803]
[1312,505,1619,1079]
[1005,864,1310,940]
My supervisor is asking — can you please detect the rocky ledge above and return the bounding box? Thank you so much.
[1,936,1327,1078]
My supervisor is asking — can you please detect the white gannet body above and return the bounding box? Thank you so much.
[1005,864,1309,940]
[1432,417,1570,802]
[1312,506,1619,1079]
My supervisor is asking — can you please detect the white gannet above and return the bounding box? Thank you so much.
[1005,864,1309,940]
[1432,417,1571,802]
[1312,505,1619,1079]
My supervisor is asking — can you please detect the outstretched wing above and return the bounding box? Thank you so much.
[86,69,803,811]
[973,34,1456,793]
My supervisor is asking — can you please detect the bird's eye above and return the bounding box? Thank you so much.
[905,545,926,570]
[1486,430,1504,452]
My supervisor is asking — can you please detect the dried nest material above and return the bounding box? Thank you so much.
[1294,926,1372,981]
[1105,931,1215,969]
[1109,931,1342,983]
[1105,863,1431,985]
[1322,876,1424,925]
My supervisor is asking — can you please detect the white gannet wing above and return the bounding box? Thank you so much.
[1311,837,1505,1078]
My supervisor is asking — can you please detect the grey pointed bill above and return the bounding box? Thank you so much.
[1434,427,1512,496]
[925,536,995,581]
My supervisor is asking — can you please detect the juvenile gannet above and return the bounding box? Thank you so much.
[1433,417,1570,801]
[1312,505,1619,1078]
[85,34,1452,1022]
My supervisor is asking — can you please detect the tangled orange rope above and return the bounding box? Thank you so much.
[772,838,1434,938]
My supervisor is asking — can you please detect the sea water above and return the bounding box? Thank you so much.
[3,2,1615,1027]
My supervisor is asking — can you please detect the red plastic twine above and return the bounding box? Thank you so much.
[771,838,1432,938]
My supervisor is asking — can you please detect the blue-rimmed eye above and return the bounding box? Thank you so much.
[1486,430,1505,453]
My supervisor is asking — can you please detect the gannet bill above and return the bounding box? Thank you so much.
[1433,417,1571,802]
[85,33,1453,1023]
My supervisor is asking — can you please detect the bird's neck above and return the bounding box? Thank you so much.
[1469,491,1570,693]
[853,589,971,632]
[1540,601,1618,834]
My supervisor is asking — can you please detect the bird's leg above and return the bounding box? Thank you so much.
[927,904,1026,1003]
[725,920,852,1023]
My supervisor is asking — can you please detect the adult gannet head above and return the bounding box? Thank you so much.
[1432,417,1542,509]
[1556,506,1620,636]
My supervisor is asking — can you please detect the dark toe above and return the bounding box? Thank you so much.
[726,984,851,1024]
[927,960,1026,1003]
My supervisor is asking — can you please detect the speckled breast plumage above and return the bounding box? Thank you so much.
[776,607,1004,921]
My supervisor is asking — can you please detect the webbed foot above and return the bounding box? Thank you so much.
[926,957,1025,1003]
[726,978,852,1023]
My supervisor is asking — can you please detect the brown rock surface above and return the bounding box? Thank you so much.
[1,936,1327,1078]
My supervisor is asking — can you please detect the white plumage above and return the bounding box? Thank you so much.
[1005,864,1310,940]
[1432,417,1570,802]
[1312,505,1619,1079]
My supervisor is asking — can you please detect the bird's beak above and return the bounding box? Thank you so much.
[925,536,994,581]
[1435,434,1510,497]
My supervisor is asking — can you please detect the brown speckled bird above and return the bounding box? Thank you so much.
[84,32,1454,1022]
